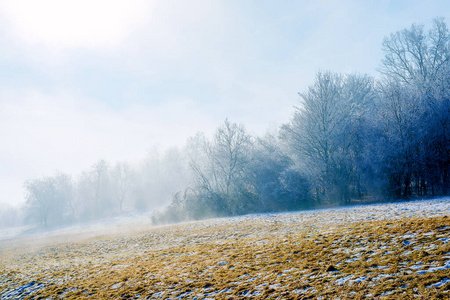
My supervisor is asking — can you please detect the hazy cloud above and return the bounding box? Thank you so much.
[0,0,449,206]
[0,0,151,50]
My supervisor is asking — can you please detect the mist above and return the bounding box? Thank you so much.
[0,1,449,232]
[2,3,450,299]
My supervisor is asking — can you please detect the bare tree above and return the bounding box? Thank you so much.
[215,120,254,203]
[25,173,73,226]
[373,82,423,198]
[251,130,311,211]
[380,17,449,86]
[112,161,132,212]
[75,160,112,220]
[92,159,111,215]
[375,18,450,198]
[282,72,373,203]
[187,119,255,215]
[133,146,189,211]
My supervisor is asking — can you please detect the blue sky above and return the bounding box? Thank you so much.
[0,0,449,207]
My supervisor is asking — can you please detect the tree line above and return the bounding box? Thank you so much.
[20,149,189,227]
[11,17,449,227]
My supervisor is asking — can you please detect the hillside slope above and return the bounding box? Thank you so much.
[1,198,450,299]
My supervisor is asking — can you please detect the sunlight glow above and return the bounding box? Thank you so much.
[0,0,151,49]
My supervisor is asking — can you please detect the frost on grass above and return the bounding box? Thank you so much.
[1,198,450,299]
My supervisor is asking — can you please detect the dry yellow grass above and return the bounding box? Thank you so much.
[1,202,450,299]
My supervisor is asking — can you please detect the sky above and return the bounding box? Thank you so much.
[0,0,449,207]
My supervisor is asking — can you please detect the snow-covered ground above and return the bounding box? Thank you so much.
[1,198,449,299]
[1,197,448,244]
[0,213,152,242]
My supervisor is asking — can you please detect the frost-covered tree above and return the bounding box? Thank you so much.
[251,131,311,211]
[91,159,111,215]
[0,204,23,228]
[380,17,449,87]
[374,17,450,198]
[186,119,256,216]
[282,72,373,204]
[75,159,113,220]
[133,147,189,211]
[111,161,133,212]
[25,173,73,226]
[370,82,423,198]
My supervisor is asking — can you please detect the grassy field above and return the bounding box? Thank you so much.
[1,199,450,299]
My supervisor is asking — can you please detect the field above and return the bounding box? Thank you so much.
[1,198,450,299]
